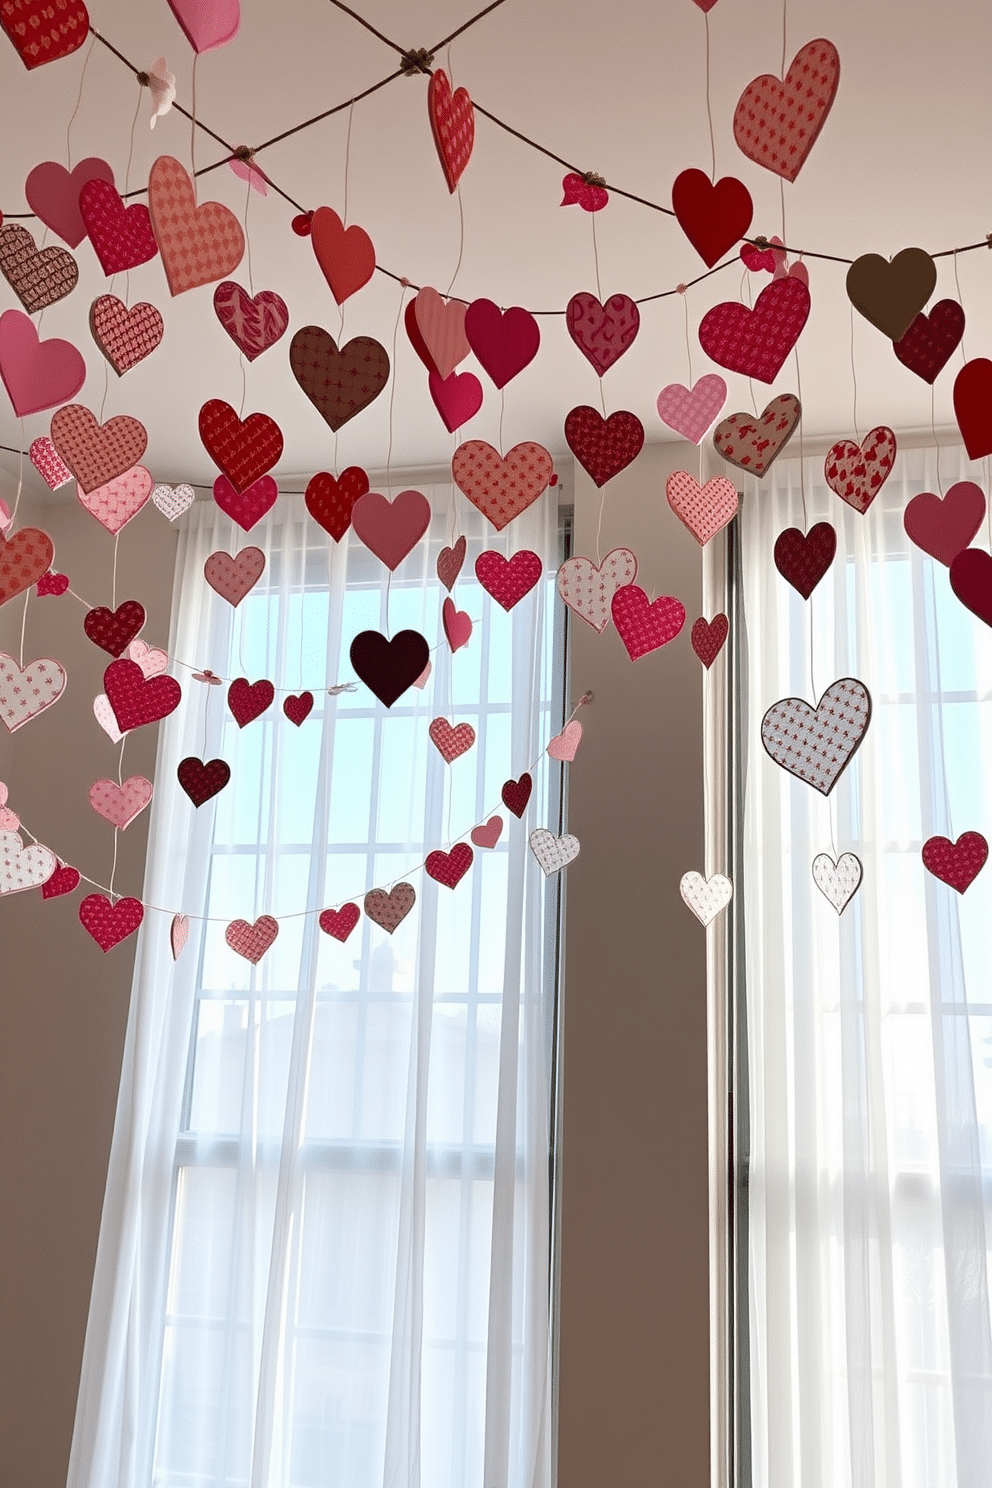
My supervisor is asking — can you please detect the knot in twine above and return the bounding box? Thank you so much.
[400,47,434,75]
[233,144,254,162]
[750,234,770,249]
[135,70,150,86]
[400,277,413,288]
[676,283,688,295]
[581,171,606,187]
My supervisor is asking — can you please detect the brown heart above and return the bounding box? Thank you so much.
[437,535,467,590]
[846,248,937,342]
[0,527,55,605]
[289,326,390,432]
[363,882,416,934]
[0,223,78,313]
[349,628,430,708]
[713,394,801,477]
[50,404,147,494]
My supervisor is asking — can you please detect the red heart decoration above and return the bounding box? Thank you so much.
[1,0,89,69]
[733,39,840,182]
[426,842,474,889]
[79,179,158,275]
[904,483,985,567]
[773,522,837,599]
[177,756,230,806]
[0,308,86,417]
[310,206,375,304]
[0,526,55,605]
[428,69,475,192]
[349,629,430,708]
[954,360,992,460]
[560,172,609,212]
[41,860,81,899]
[922,832,988,893]
[428,718,476,762]
[451,441,552,530]
[290,326,390,432]
[429,368,484,432]
[89,295,164,375]
[104,658,182,731]
[50,404,147,494]
[464,300,540,389]
[824,427,897,515]
[283,692,313,726]
[740,242,776,273]
[25,157,114,246]
[949,548,992,627]
[501,773,533,818]
[566,292,640,377]
[228,677,275,727]
[611,585,686,661]
[226,914,279,963]
[691,614,729,669]
[564,406,644,488]
[699,277,810,383]
[893,300,965,384]
[305,467,369,540]
[36,570,69,596]
[84,599,146,656]
[319,902,361,942]
[671,169,753,268]
[470,816,504,849]
[78,893,144,951]
[199,400,283,493]
[212,474,278,531]
[442,598,471,652]
[475,550,543,611]
[212,281,289,361]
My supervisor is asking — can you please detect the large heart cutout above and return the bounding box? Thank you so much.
[213,281,289,360]
[310,206,375,304]
[475,549,542,610]
[0,526,55,605]
[556,547,638,633]
[699,278,810,383]
[204,547,265,605]
[846,249,937,342]
[349,629,430,708]
[464,299,540,388]
[104,658,182,732]
[671,169,753,267]
[0,310,86,417]
[2,1,89,70]
[611,585,686,661]
[893,299,965,384]
[451,441,552,530]
[0,222,78,312]
[79,179,158,275]
[304,467,369,541]
[25,157,114,246]
[351,489,431,570]
[148,155,245,295]
[290,326,390,431]
[904,482,985,566]
[666,472,738,545]
[824,427,897,514]
[713,394,801,477]
[428,69,475,192]
[0,653,66,731]
[78,893,144,951]
[89,295,164,375]
[761,678,871,795]
[564,406,644,488]
[199,399,283,492]
[953,360,992,461]
[773,522,837,598]
[733,38,840,181]
[566,292,640,377]
[656,374,727,444]
[50,404,147,494]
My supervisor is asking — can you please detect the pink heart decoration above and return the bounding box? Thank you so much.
[428,718,476,763]
[228,677,274,727]
[318,903,361,942]
[148,155,245,295]
[428,69,475,192]
[351,489,431,571]
[29,436,73,490]
[213,281,289,361]
[50,405,147,493]
[611,586,686,661]
[93,694,124,743]
[470,816,504,849]
[0,781,20,829]
[666,472,739,546]
[78,893,144,951]
[226,914,279,963]
[922,832,988,894]
[656,374,727,443]
[167,0,240,52]
[442,597,472,652]
[171,913,189,959]
[77,465,153,534]
[437,535,467,590]
[949,549,992,627]
[0,500,9,531]
[414,287,470,379]
[566,292,640,376]
[79,179,159,275]
[713,395,801,477]
[475,549,543,610]
[0,654,66,731]
[24,157,116,247]
[429,368,484,432]
[560,173,609,212]
[904,483,986,566]
[104,658,182,732]
[556,547,638,633]
[691,614,729,668]
[36,571,69,596]
[464,300,540,388]
[204,546,266,605]
[128,640,170,677]
[740,242,776,273]
[425,843,474,889]
[733,39,841,182]
[88,775,153,830]
[564,407,645,488]
[153,483,195,520]
[548,720,582,761]
[451,441,552,530]
[0,831,56,894]
[212,474,278,531]
[699,277,811,382]
[310,206,375,304]
[0,309,86,417]
[227,149,268,195]
[89,295,164,375]
[42,861,81,900]
[824,427,897,514]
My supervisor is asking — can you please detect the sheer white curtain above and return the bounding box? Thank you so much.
[739,441,992,1488]
[68,483,560,1488]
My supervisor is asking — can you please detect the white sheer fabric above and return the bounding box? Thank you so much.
[68,486,560,1488]
[740,442,992,1488]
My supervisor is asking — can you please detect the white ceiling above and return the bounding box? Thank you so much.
[2,0,990,495]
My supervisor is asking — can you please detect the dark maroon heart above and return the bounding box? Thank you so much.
[671,168,754,268]
[177,756,231,807]
[83,599,145,656]
[949,547,992,627]
[773,522,837,599]
[228,677,275,727]
[691,614,729,668]
[349,629,430,708]
[893,299,965,384]
[501,772,533,818]
[283,691,313,726]
[304,467,369,541]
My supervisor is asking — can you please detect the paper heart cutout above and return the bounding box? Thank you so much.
[177,756,231,806]
[666,471,739,546]
[699,278,810,383]
[79,179,158,275]
[310,206,375,303]
[290,326,390,431]
[3,2,89,70]
[566,291,640,377]
[153,483,195,520]
[611,586,686,661]
[304,467,369,541]
[680,871,733,925]
[166,0,240,52]
[442,597,472,652]
[78,893,143,951]
[0,526,55,605]
[350,629,431,708]
[429,368,484,432]
[529,829,580,876]
[50,405,147,494]
[426,843,474,889]
[226,914,279,963]
[560,172,609,211]
[42,861,81,900]
[713,394,801,478]
[93,693,124,743]
[148,155,245,295]
[171,913,189,959]
[364,882,416,934]
[84,599,146,657]
[464,300,540,389]
[733,38,840,182]
[0,222,78,312]
[656,374,727,444]
[0,830,56,894]
[953,360,992,461]
[104,658,182,732]
[228,677,274,727]
[949,548,992,627]
[89,775,153,830]
[90,295,164,375]
[671,169,753,267]
[351,489,431,571]
[451,441,552,529]
[470,816,503,849]
[414,287,469,379]
[501,773,533,818]
[846,248,937,342]
[691,614,729,668]
[773,522,837,599]
[812,852,863,914]
[128,639,169,677]
[78,465,153,533]
[556,547,638,633]
[24,157,114,247]
[36,571,69,597]
[212,474,278,531]
[475,549,542,610]
[318,903,361,942]
[548,720,582,761]
[428,718,476,762]
[28,435,73,489]
[904,482,985,566]
[0,653,66,731]
[893,299,965,384]
[437,534,467,590]
[823,427,897,515]
[740,242,776,273]
[405,297,438,373]
[564,406,644,488]
[213,281,289,361]
[283,692,313,726]
[921,832,988,894]
[199,400,283,493]
[0,308,85,418]
[204,546,265,605]
[428,69,475,192]
[761,678,871,795]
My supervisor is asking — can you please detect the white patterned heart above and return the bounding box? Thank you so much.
[529,829,580,876]
[761,678,872,796]
[680,870,733,926]
[152,482,195,520]
[0,653,67,732]
[556,547,638,633]
[0,830,56,894]
[93,692,125,743]
[812,852,863,913]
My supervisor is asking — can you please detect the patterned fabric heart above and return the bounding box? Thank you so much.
[556,547,638,633]
[228,677,274,727]
[566,291,640,376]
[304,467,369,541]
[199,400,283,492]
[761,678,871,795]
[824,427,897,514]
[699,280,810,383]
[212,474,278,531]
[171,914,189,961]
[50,404,147,493]
[671,169,753,267]
[29,436,73,489]
[904,483,986,566]
[88,776,153,830]
[364,882,416,934]
[0,223,78,312]
[437,535,467,591]
[656,374,727,444]
[148,155,245,295]
[773,523,837,599]
[349,629,430,708]
[289,326,390,432]
[177,756,231,806]
[691,614,729,669]
[79,179,158,274]
[680,871,733,926]
[611,586,686,661]
[426,843,474,889]
[77,465,153,534]
[713,395,801,477]
[0,653,66,731]
[812,852,863,913]
[428,718,476,762]
[78,893,144,951]
[2,0,89,69]
[921,832,988,894]
[893,300,965,384]
[475,550,542,610]
[547,721,582,761]
[104,658,181,732]
[564,407,644,488]
[0,527,55,605]
[666,472,738,545]
[529,829,580,876]
[152,483,195,520]
[428,68,475,192]
[318,903,361,942]
[83,600,146,656]
[41,861,81,900]
[0,830,56,894]
[226,915,279,963]
[128,640,169,677]
[213,281,289,361]
[733,39,840,181]
[501,774,533,818]
[89,295,164,375]
[204,547,265,605]
[451,441,552,530]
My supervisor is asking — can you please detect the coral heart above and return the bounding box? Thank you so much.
[529,829,580,876]
[2,1,89,70]
[41,861,81,900]
[691,614,729,668]
[84,600,146,656]
[318,903,361,942]
[0,830,55,894]
[428,718,476,762]
[77,466,153,533]
[212,474,278,531]
[89,295,164,375]
[0,527,55,604]
[204,546,265,605]
[104,659,181,732]
[671,169,753,267]
[226,915,279,963]
[79,179,158,275]
[824,427,896,514]
[0,653,65,731]
[148,155,245,295]
[213,281,289,361]
[364,882,416,934]
[812,852,863,914]
[464,300,540,388]
[566,292,640,377]
[36,571,69,596]
[560,173,609,212]
[501,773,533,818]
[953,360,992,461]
[429,368,484,432]
[893,299,965,384]
[713,395,801,477]
[283,692,313,726]
[199,400,283,492]
[680,871,733,925]
[475,549,543,610]
[0,310,85,417]
[351,489,431,570]
[949,548,992,627]
[290,326,390,431]
[310,206,375,303]
[128,640,169,677]
[437,535,467,591]
[556,548,638,633]
[349,629,431,708]
[413,287,469,379]
[304,467,369,540]
[0,222,78,312]
[442,597,472,652]
[227,677,274,727]
[78,893,144,951]
[166,0,240,53]
[547,720,582,761]
[611,586,686,661]
[666,472,739,545]
[152,483,195,520]
[24,157,114,247]
[426,843,474,889]
[177,756,231,806]
[50,404,147,493]
[733,39,840,182]
[904,483,985,566]
[451,440,552,529]
[760,678,871,795]
[564,407,644,488]
[656,374,727,444]
[921,832,988,894]
[699,278,810,383]
[470,816,503,849]
[428,69,475,192]
[846,249,936,342]
[773,522,837,599]
[28,434,74,489]
[88,775,153,830]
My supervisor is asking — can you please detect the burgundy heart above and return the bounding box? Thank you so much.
[953,360,992,461]
[177,756,231,806]
[199,399,284,493]
[228,677,275,727]
[104,658,181,732]
[671,169,754,268]
[893,299,965,384]
[83,599,145,657]
[349,629,431,708]
[773,522,837,599]
[437,535,467,591]
[564,406,645,488]
[691,614,729,668]
[464,299,540,388]
[425,842,474,889]
[304,467,369,541]
[41,861,81,899]
[78,893,144,952]
[904,483,986,567]
[428,368,483,432]
[79,179,159,275]
[212,473,278,531]
[921,832,988,894]
[949,547,992,627]
[475,549,542,610]
[283,692,313,726]
[501,773,533,818]
[565,292,640,377]
[212,281,289,361]
[318,902,361,941]
[698,276,811,383]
